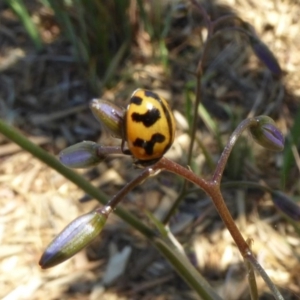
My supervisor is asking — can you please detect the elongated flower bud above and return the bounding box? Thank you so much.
[90,99,125,138]
[59,141,105,168]
[249,35,282,77]
[249,116,284,151]
[39,207,111,268]
[271,191,300,221]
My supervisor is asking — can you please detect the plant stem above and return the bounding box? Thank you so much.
[164,58,203,224]
[107,165,163,209]
[0,119,153,238]
[158,158,249,254]
[157,157,284,299]
[7,0,43,50]
[165,0,214,225]
[211,14,244,31]
[190,0,213,37]
[154,238,222,300]
[163,180,187,224]
[0,119,220,300]
[212,118,258,183]
[166,0,222,224]
[221,181,273,193]
[245,239,258,300]
[246,251,284,300]
[187,181,273,195]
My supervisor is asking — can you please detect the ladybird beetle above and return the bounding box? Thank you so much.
[122,89,175,165]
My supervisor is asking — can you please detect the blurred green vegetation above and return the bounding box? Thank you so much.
[6,0,43,50]
[7,0,176,90]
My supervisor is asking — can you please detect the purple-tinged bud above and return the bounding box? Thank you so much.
[271,191,300,222]
[249,35,282,77]
[39,207,111,268]
[249,116,284,151]
[59,141,105,168]
[90,99,125,139]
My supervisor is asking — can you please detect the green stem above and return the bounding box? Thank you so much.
[0,119,219,300]
[7,0,43,50]
[164,74,202,224]
[187,76,202,165]
[0,119,153,238]
[163,180,187,224]
[165,0,215,225]
[154,238,222,300]
[166,0,217,224]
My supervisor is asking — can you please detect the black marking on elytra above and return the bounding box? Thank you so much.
[159,99,173,144]
[131,108,161,127]
[144,90,161,101]
[133,133,166,155]
[131,96,143,105]
[144,90,173,142]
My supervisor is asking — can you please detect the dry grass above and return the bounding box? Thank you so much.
[1,0,300,299]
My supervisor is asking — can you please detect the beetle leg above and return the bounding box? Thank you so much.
[121,140,131,155]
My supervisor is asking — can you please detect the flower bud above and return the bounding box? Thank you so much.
[249,35,282,77]
[39,207,111,268]
[90,99,125,138]
[59,141,105,168]
[249,116,284,151]
[271,191,300,222]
